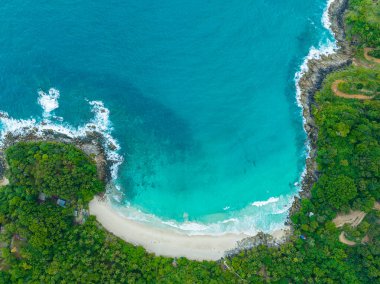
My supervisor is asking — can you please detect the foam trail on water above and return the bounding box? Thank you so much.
[112,193,294,236]
[38,88,60,118]
[295,0,338,108]
[88,100,110,131]
[251,197,279,207]
[295,41,337,108]
[322,0,336,32]
[293,0,338,199]
[85,100,123,180]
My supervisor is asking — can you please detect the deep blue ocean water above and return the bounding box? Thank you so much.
[0,0,334,234]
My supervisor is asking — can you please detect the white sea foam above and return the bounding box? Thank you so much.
[322,0,336,33]
[272,206,291,215]
[295,0,338,108]
[88,100,110,131]
[295,40,337,108]
[38,88,60,117]
[85,100,123,180]
[163,221,210,232]
[221,218,238,224]
[293,0,338,200]
[251,197,279,207]
[110,193,294,236]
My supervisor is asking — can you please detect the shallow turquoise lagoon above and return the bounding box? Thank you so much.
[0,0,334,234]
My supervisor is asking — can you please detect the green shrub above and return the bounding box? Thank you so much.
[368,49,380,59]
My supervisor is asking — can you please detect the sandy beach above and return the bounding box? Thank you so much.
[89,197,289,261]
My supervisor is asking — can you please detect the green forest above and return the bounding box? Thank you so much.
[346,0,380,46]
[0,0,379,283]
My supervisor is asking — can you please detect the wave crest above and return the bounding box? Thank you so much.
[38,88,60,117]
[110,193,294,236]
[251,197,279,207]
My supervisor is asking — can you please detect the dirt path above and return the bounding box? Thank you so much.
[364,48,380,64]
[339,232,356,246]
[333,210,367,228]
[331,80,374,100]
[335,204,379,245]
[361,235,369,244]
[353,57,376,68]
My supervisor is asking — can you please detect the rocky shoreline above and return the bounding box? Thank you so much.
[289,0,352,216]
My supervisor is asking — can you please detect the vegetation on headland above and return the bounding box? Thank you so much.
[345,0,380,46]
[5,142,104,205]
[334,68,380,96]
[0,142,233,283]
[0,0,379,282]
[368,49,380,59]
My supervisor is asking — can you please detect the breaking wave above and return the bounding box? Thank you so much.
[38,88,60,117]
[295,0,338,108]
[293,0,338,200]
[109,193,294,236]
[251,197,280,207]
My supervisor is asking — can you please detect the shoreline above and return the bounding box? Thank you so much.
[89,197,289,261]
[0,0,353,261]
[0,126,112,183]
[86,0,353,260]
[290,0,352,216]
[0,115,292,260]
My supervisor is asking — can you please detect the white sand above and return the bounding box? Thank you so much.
[339,232,356,246]
[89,197,289,261]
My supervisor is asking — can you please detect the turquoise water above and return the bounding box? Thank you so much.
[0,0,334,234]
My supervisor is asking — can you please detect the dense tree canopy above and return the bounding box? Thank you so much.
[5,142,103,205]
[314,175,358,210]
[0,0,379,282]
[346,0,380,46]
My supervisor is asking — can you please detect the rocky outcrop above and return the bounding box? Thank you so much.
[0,151,6,181]
[294,0,352,203]
[0,129,110,183]
[225,232,287,258]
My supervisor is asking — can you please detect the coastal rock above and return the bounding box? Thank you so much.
[0,151,6,181]
[291,0,352,214]
[224,231,290,258]
[80,142,108,182]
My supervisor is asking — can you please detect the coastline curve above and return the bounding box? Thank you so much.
[0,0,354,261]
